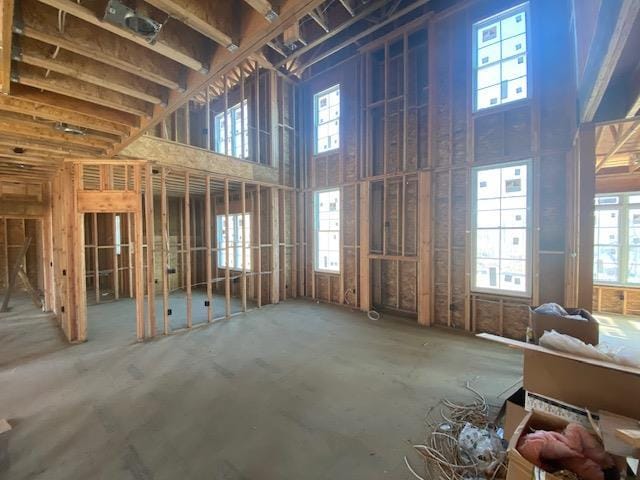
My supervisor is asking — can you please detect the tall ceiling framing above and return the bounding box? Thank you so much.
[0,0,431,180]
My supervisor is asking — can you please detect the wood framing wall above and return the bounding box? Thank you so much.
[298,0,579,339]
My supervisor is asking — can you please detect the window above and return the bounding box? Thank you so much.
[593,193,640,285]
[114,214,121,255]
[314,85,340,154]
[472,161,532,295]
[214,100,248,158]
[315,189,340,272]
[216,213,251,270]
[473,3,529,111]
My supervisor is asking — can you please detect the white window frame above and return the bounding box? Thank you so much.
[472,2,531,112]
[314,188,341,273]
[214,100,248,159]
[593,192,640,286]
[313,84,340,155]
[216,213,251,271]
[471,160,533,297]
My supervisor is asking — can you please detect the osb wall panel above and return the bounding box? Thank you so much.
[503,303,530,340]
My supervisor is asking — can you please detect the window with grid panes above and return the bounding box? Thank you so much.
[314,85,340,154]
[216,213,251,270]
[472,161,532,295]
[593,193,640,285]
[315,189,340,272]
[214,100,248,158]
[473,3,529,111]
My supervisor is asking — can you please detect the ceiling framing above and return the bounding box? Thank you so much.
[0,0,431,180]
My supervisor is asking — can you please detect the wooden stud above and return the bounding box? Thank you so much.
[161,167,170,334]
[204,175,213,322]
[92,212,99,304]
[241,182,247,311]
[133,165,145,341]
[224,178,231,316]
[145,163,156,337]
[256,184,262,307]
[184,172,192,328]
[271,187,280,303]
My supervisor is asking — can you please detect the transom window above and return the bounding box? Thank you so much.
[214,100,248,158]
[314,85,340,154]
[472,161,532,295]
[593,193,640,285]
[315,189,340,272]
[473,3,529,111]
[216,213,251,270]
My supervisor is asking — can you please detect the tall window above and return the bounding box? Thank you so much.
[472,161,531,295]
[214,100,248,158]
[216,213,251,270]
[594,193,640,285]
[315,189,340,272]
[314,85,340,154]
[473,3,529,111]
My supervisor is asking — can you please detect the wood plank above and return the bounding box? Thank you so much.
[0,116,111,152]
[36,0,208,72]
[14,63,154,118]
[76,191,139,212]
[270,187,279,303]
[241,182,247,311]
[4,84,136,132]
[359,182,370,311]
[184,172,192,327]
[0,0,15,94]
[133,166,145,340]
[17,0,183,90]
[417,171,431,326]
[243,0,278,20]
[205,175,212,321]
[160,167,170,334]
[224,178,230,316]
[14,37,168,105]
[580,0,640,122]
[146,0,237,48]
[145,163,156,337]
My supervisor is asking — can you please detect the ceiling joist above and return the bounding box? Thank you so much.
[36,0,210,72]
[13,37,168,106]
[13,63,154,118]
[16,0,184,90]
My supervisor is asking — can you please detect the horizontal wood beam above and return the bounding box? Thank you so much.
[243,0,279,20]
[0,114,112,151]
[0,199,47,216]
[110,0,325,155]
[16,0,184,90]
[146,0,238,48]
[0,136,92,156]
[76,191,139,213]
[13,64,154,118]
[580,0,640,122]
[2,85,134,134]
[13,37,168,105]
[36,0,209,72]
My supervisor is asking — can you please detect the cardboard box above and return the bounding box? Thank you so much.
[530,306,599,345]
[504,388,527,441]
[506,410,571,480]
[478,333,640,419]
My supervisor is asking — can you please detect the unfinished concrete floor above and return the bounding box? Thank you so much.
[1,298,523,480]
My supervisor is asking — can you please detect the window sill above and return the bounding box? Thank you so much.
[470,288,531,301]
[314,269,341,275]
[472,98,531,119]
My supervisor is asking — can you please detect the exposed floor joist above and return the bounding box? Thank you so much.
[36,0,210,72]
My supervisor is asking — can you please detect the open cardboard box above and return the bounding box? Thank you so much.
[530,306,599,345]
[506,410,624,480]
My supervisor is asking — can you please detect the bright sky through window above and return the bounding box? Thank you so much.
[214,100,248,158]
[473,3,529,111]
[217,213,251,270]
[315,189,340,272]
[314,85,340,154]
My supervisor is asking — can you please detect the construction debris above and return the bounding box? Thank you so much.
[405,382,507,480]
